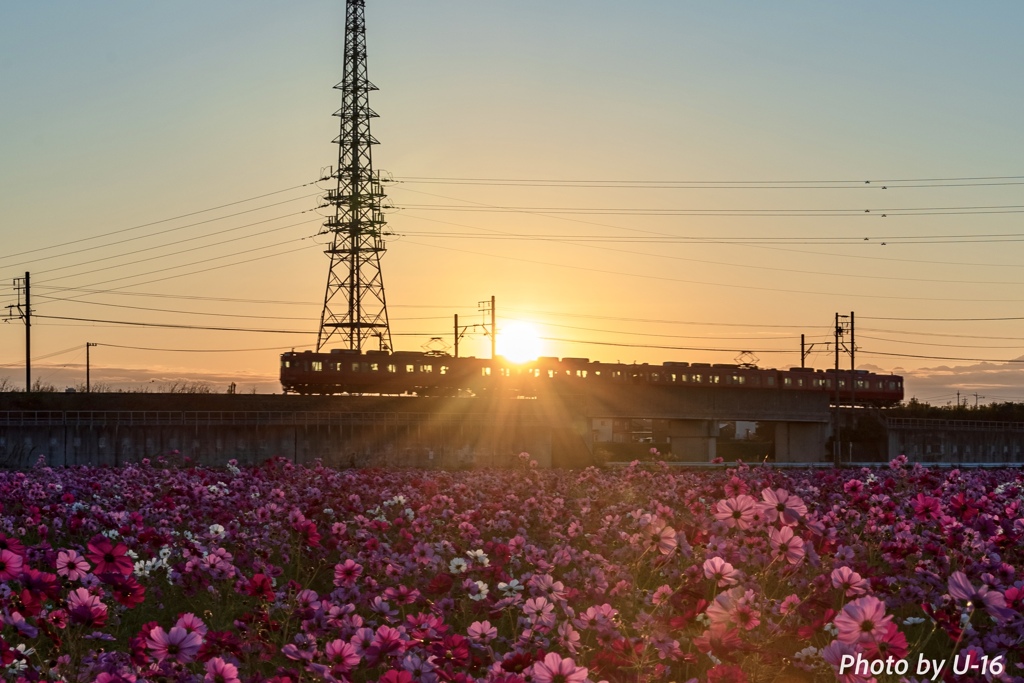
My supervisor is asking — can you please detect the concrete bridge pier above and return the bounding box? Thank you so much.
[664,419,719,462]
[773,422,828,462]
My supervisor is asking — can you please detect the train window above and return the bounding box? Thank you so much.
[838,380,846,388]
[709,375,720,383]
[650,372,659,382]
[797,378,804,387]
[612,371,623,379]
[499,368,511,377]
[387,364,397,373]
[692,374,702,383]
[576,370,588,378]
[548,369,557,378]
[439,366,448,375]
[733,375,745,384]
[825,379,832,388]
[766,376,775,386]
[312,361,323,372]
[856,379,866,389]
[420,364,433,373]
[352,362,361,372]
[784,377,792,386]
[593,370,602,377]
[814,378,824,388]
[405,364,415,373]
[282,360,291,368]
[532,368,541,378]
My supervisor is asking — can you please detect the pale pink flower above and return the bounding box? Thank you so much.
[703,557,740,587]
[467,620,497,643]
[769,526,806,564]
[204,657,241,683]
[831,566,869,597]
[833,595,893,644]
[530,652,589,683]
[760,488,808,526]
[714,495,759,530]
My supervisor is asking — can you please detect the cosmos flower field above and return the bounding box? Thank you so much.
[0,454,1022,683]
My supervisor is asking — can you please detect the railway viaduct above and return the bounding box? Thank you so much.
[0,387,832,468]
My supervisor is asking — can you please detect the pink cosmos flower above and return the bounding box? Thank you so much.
[85,535,134,577]
[768,526,805,565]
[833,595,893,644]
[760,488,808,526]
[324,639,361,671]
[831,567,869,597]
[334,559,363,587]
[146,625,203,663]
[66,587,108,627]
[204,657,241,683]
[714,495,759,530]
[706,587,757,630]
[0,549,24,581]
[646,518,678,555]
[175,612,208,637]
[703,557,740,587]
[530,652,589,683]
[56,549,90,581]
[467,620,498,643]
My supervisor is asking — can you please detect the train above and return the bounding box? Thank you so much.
[279,349,905,405]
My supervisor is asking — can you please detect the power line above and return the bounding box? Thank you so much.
[395,202,1024,217]
[0,185,322,265]
[862,315,1024,322]
[392,173,1024,187]
[859,335,1024,350]
[860,349,1024,363]
[94,343,315,353]
[538,336,797,355]
[400,239,1024,303]
[31,213,319,279]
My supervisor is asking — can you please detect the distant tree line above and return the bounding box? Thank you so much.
[891,398,1024,422]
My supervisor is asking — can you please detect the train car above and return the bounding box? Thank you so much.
[280,350,905,405]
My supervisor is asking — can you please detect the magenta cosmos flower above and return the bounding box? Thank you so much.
[713,495,759,530]
[0,549,24,581]
[530,652,589,683]
[85,535,134,577]
[833,595,893,644]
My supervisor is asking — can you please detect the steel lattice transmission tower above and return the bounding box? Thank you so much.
[317,0,392,353]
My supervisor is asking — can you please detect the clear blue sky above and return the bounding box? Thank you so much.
[3,2,1024,403]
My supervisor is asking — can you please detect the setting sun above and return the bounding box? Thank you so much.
[497,322,543,363]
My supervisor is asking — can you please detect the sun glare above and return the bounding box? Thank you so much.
[497,322,543,363]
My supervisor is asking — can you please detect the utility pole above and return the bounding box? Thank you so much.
[832,312,854,466]
[316,0,392,354]
[86,342,98,392]
[479,296,496,359]
[973,392,985,408]
[454,314,459,358]
[834,313,842,466]
[5,273,32,392]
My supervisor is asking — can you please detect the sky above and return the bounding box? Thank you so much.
[3,1,1024,403]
